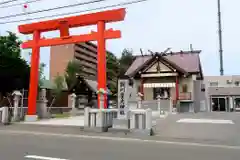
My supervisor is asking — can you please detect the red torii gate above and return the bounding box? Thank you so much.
[18,8,126,119]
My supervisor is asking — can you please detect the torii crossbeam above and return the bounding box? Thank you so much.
[18,8,126,120]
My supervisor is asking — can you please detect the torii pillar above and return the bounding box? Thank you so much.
[18,8,126,121]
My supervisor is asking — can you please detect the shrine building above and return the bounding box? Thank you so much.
[124,50,206,112]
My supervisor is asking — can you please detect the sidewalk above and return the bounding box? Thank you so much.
[21,116,85,127]
[20,111,164,127]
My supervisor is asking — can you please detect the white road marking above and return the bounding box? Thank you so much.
[25,155,69,160]
[177,118,234,124]
[0,129,240,150]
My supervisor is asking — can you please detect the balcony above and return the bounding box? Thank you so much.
[179,92,192,101]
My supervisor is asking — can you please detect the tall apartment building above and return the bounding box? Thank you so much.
[50,42,101,81]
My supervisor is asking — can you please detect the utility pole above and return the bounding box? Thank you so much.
[217,0,224,75]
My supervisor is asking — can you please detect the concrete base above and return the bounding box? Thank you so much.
[160,114,166,118]
[25,115,38,122]
[112,118,130,130]
[12,116,20,122]
[108,128,130,133]
[80,126,108,133]
[130,128,154,136]
[70,108,78,116]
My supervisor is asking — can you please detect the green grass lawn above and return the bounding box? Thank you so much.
[52,112,70,119]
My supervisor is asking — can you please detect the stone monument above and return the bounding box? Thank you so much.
[12,90,22,122]
[70,93,77,116]
[112,78,135,130]
[37,89,49,119]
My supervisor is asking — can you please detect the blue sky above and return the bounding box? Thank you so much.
[0,0,239,78]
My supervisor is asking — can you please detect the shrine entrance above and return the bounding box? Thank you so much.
[18,8,126,120]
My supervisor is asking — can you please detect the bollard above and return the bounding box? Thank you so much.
[145,108,152,130]
[70,93,77,116]
[137,95,142,109]
[130,108,154,136]
[84,107,90,127]
[38,89,49,119]
[157,95,161,113]
[1,107,10,125]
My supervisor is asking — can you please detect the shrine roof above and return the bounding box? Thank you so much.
[125,50,203,77]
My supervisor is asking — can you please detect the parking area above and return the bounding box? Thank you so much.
[154,112,240,146]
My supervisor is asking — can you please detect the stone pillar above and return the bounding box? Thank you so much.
[138,114,144,129]
[169,97,173,114]
[229,96,233,112]
[38,89,49,119]
[130,113,136,129]
[145,108,152,130]
[96,110,104,128]
[97,93,107,130]
[70,93,77,116]
[137,95,142,109]
[84,107,90,127]
[99,93,105,110]
[1,107,9,125]
[12,90,22,122]
[157,95,161,112]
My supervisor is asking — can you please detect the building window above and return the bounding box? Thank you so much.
[210,82,218,87]
[226,80,232,85]
[201,83,205,92]
[182,84,188,92]
[235,81,240,86]
[153,88,170,100]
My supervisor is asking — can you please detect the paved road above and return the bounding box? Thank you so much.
[1,112,240,146]
[155,112,240,146]
[0,129,240,160]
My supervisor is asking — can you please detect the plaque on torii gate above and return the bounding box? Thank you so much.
[18,8,126,120]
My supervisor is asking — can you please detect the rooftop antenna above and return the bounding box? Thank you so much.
[140,48,145,70]
[160,47,171,56]
[190,44,193,52]
[163,47,171,54]
[140,48,144,56]
[148,50,155,56]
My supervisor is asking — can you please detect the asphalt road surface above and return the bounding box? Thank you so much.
[0,129,239,160]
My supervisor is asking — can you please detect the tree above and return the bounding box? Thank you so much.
[52,75,64,98]
[39,63,46,88]
[64,60,83,90]
[48,74,64,110]
[0,32,30,97]
[119,48,134,76]
[0,31,22,58]
[106,52,120,95]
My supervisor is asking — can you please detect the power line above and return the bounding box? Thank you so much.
[0,0,19,5]
[0,0,149,25]
[0,0,42,9]
[0,0,108,20]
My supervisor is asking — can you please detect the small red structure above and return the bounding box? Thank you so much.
[18,8,126,116]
